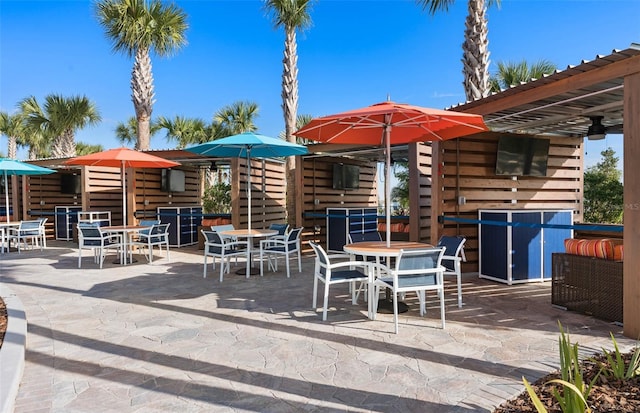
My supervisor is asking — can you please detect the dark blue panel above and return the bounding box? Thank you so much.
[480,212,508,280]
[327,209,347,251]
[512,212,542,280]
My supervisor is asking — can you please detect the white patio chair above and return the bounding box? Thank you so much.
[259,227,303,278]
[309,241,372,321]
[132,223,170,263]
[372,247,446,334]
[202,230,248,282]
[436,235,467,308]
[7,220,43,253]
[77,224,124,269]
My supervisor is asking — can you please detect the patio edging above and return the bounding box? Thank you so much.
[0,284,26,413]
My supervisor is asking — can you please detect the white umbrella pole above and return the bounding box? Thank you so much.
[4,171,9,223]
[246,149,251,231]
[122,161,127,226]
[385,124,392,248]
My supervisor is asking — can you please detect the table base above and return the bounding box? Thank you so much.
[235,267,260,276]
[376,299,409,314]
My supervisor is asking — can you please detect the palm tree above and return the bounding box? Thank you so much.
[115,116,161,147]
[76,142,105,155]
[416,0,500,101]
[214,101,259,135]
[20,95,101,158]
[279,113,313,144]
[95,0,188,151]
[0,111,26,159]
[264,0,314,226]
[489,59,557,93]
[157,115,208,148]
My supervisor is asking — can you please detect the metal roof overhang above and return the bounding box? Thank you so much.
[449,43,640,138]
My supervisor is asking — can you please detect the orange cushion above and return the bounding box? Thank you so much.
[613,244,624,261]
[390,223,405,232]
[581,239,615,259]
[201,219,217,226]
[565,238,615,260]
[564,239,583,255]
[403,225,411,233]
[377,223,386,232]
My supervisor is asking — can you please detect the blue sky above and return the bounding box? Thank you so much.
[1,0,639,168]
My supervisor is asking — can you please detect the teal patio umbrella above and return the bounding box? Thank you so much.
[0,158,55,222]
[185,132,308,231]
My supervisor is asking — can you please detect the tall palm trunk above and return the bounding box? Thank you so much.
[283,27,299,227]
[132,47,155,151]
[51,129,76,158]
[7,136,17,159]
[462,0,490,101]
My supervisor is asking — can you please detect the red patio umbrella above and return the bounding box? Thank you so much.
[293,101,489,245]
[65,148,180,225]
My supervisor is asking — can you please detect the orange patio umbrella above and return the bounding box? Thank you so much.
[293,101,489,245]
[65,148,180,225]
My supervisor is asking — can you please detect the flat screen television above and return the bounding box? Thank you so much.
[495,136,550,177]
[332,163,360,190]
[161,169,186,192]
[60,174,81,194]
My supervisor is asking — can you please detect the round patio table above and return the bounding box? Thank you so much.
[343,241,434,315]
[219,229,278,276]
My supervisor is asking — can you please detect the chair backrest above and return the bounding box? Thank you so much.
[437,236,466,270]
[202,230,224,254]
[309,241,329,276]
[19,220,42,235]
[78,223,103,244]
[148,223,170,240]
[348,230,381,243]
[140,219,161,227]
[212,224,235,233]
[269,223,289,236]
[286,227,303,249]
[395,247,445,276]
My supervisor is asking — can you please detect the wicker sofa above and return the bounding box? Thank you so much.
[551,238,623,324]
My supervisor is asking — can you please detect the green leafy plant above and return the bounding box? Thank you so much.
[597,333,640,379]
[202,182,231,214]
[522,321,601,413]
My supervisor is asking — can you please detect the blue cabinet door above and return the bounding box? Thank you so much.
[543,211,572,279]
[480,212,508,281]
[511,212,542,281]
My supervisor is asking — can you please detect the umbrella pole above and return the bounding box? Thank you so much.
[4,171,9,223]
[122,161,127,226]
[385,124,392,247]
[246,149,251,232]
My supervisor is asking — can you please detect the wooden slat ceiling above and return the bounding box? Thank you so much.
[449,44,640,138]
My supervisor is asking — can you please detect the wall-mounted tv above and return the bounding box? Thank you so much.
[60,174,81,194]
[332,163,360,190]
[161,169,186,192]
[495,136,550,177]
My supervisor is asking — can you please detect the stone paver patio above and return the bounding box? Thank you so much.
[0,240,634,412]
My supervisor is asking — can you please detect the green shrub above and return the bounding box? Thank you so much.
[597,333,640,380]
[202,182,231,214]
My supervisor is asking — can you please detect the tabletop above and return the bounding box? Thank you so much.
[103,225,146,232]
[343,241,433,257]
[220,229,278,238]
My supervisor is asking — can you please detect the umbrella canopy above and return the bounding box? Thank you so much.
[65,148,180,225]
[185,132,308,231]
[293,101,489,246]
[0,158,55,222]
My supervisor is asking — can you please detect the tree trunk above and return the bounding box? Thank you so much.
[7,136,17,159]
[132,47,155,151]
[462,0,490,101]
[51,129,76,158]
[283,27,299,228]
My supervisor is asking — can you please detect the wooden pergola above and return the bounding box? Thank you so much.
[448,44,640,339]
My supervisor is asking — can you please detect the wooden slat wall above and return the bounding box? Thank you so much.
[436,132,583,272]
[232,158,287,230]
[409,142,433,242]
[301,156,378,249]
[132,167,201,222]
[23,172,79,239]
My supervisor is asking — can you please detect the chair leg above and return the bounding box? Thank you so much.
[393,290,399,334]
[440,287,446,329]
[455,265,463,308]
[322,282,330,321]
[203,255,209,278]
[297,250,302,273]
[285,254,290,278]
[312,276,319,309]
